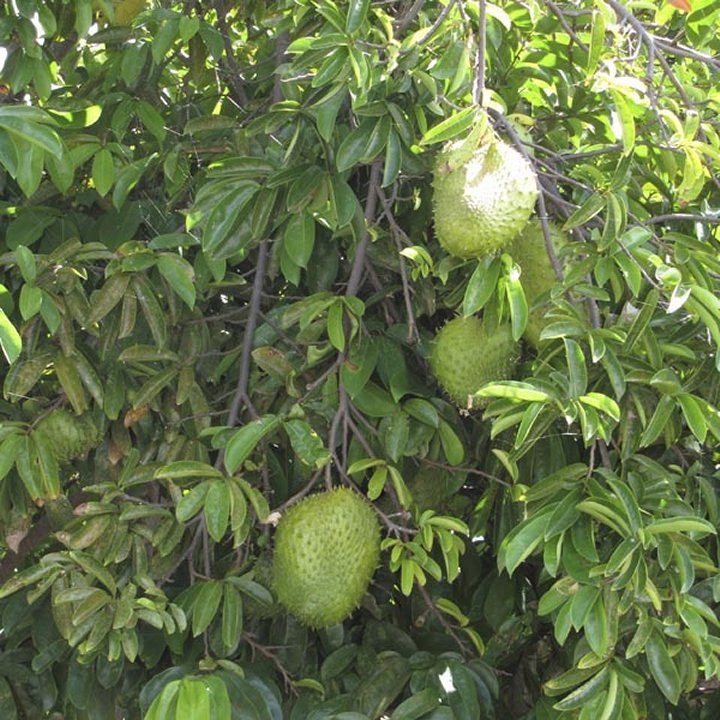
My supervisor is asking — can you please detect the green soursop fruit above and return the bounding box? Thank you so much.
[272,487,381,628]
[433,137,538,258]
[508,221,567,347]
[430,316,517,407]
[34,409,101,465]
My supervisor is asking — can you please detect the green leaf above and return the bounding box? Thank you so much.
[92,148,114,196]
[87,272,131,325]
[191,581,223,636]
[644,517,716,536]
[463,256,502,317]
[609,90,635,156]
[144,680,181,720]
[345,0,370,33]
[327,300,345,351]
[224,415,281,474]
[676,393,707,443]
[645,629,681,705]
[176,677,211,719]
[419,108,477,146]
[0,112,64,157]
[553,667,609,711]
[639,395,675,448]
[284,419,331,468]
[0,309,22,363]
[579,393,620,422]
[221,584,243,649]
[586,7,606,76]
[505,269,528,341]
[438,420,464,465]
[205,481,231,542]
[564,339,588,398]
[475,381,552,403]
[158,254,196,309]
[383,129,402,187]
[336,119,379,172]
[498,509,552,575]
[154,461,223,480]
[563,193,606,231]
[284,214,315,269]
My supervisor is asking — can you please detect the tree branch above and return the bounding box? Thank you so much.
[473,0,487,106]
[346,161,384,297]
[225,241,269,430]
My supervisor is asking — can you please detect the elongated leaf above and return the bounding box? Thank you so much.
[498,509,552,575]
[224,415,281,474]
[420,108,477,146]
[645,629,681,704]
[0,309,22,364]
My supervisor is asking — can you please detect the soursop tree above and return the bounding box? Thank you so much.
[0,0,719,718]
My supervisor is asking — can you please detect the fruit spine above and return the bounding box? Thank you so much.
[272,487,381,628]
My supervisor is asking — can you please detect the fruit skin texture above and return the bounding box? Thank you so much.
[430,316,517,407]
[34,409,101,465]
[432,138,538,258]
[272,488,381,628]
[508,221,567,347]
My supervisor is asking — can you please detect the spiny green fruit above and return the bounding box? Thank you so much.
[272,487,381,628]
[34,409,101,465]
[408,466,456,512]
[508,221,567,347]
[430,316,517,407]
[433,137,538,258]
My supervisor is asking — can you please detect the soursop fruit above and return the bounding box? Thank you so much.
[430,316,517,407]
[272,487,381,628]
[433,136,538,258]
[508,221,567,347]
[34,409,101,465]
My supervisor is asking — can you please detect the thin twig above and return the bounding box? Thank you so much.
[414,0,457,47]
[243,632,298,695]
[491,111,564,283]
[643,214,720,226]
[542,0,588,53]
[473,0,487,106]
[416,581,473,657]
[394,0,425,33]
[225,241,269,430]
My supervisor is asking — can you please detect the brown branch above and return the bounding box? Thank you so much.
[225,241,269,430]
[415,580,473,657]
[394,0,425,34]
[346,161,384,297]
[242,632,298,695]
[542,0,588,53]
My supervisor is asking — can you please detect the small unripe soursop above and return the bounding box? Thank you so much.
[34,409,101,465]
[433,137,538,258]
[272,488,381,628]
[508,221,567,347]
[430,316,517,407]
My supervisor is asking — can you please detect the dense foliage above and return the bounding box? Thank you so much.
[0,0,720,717]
